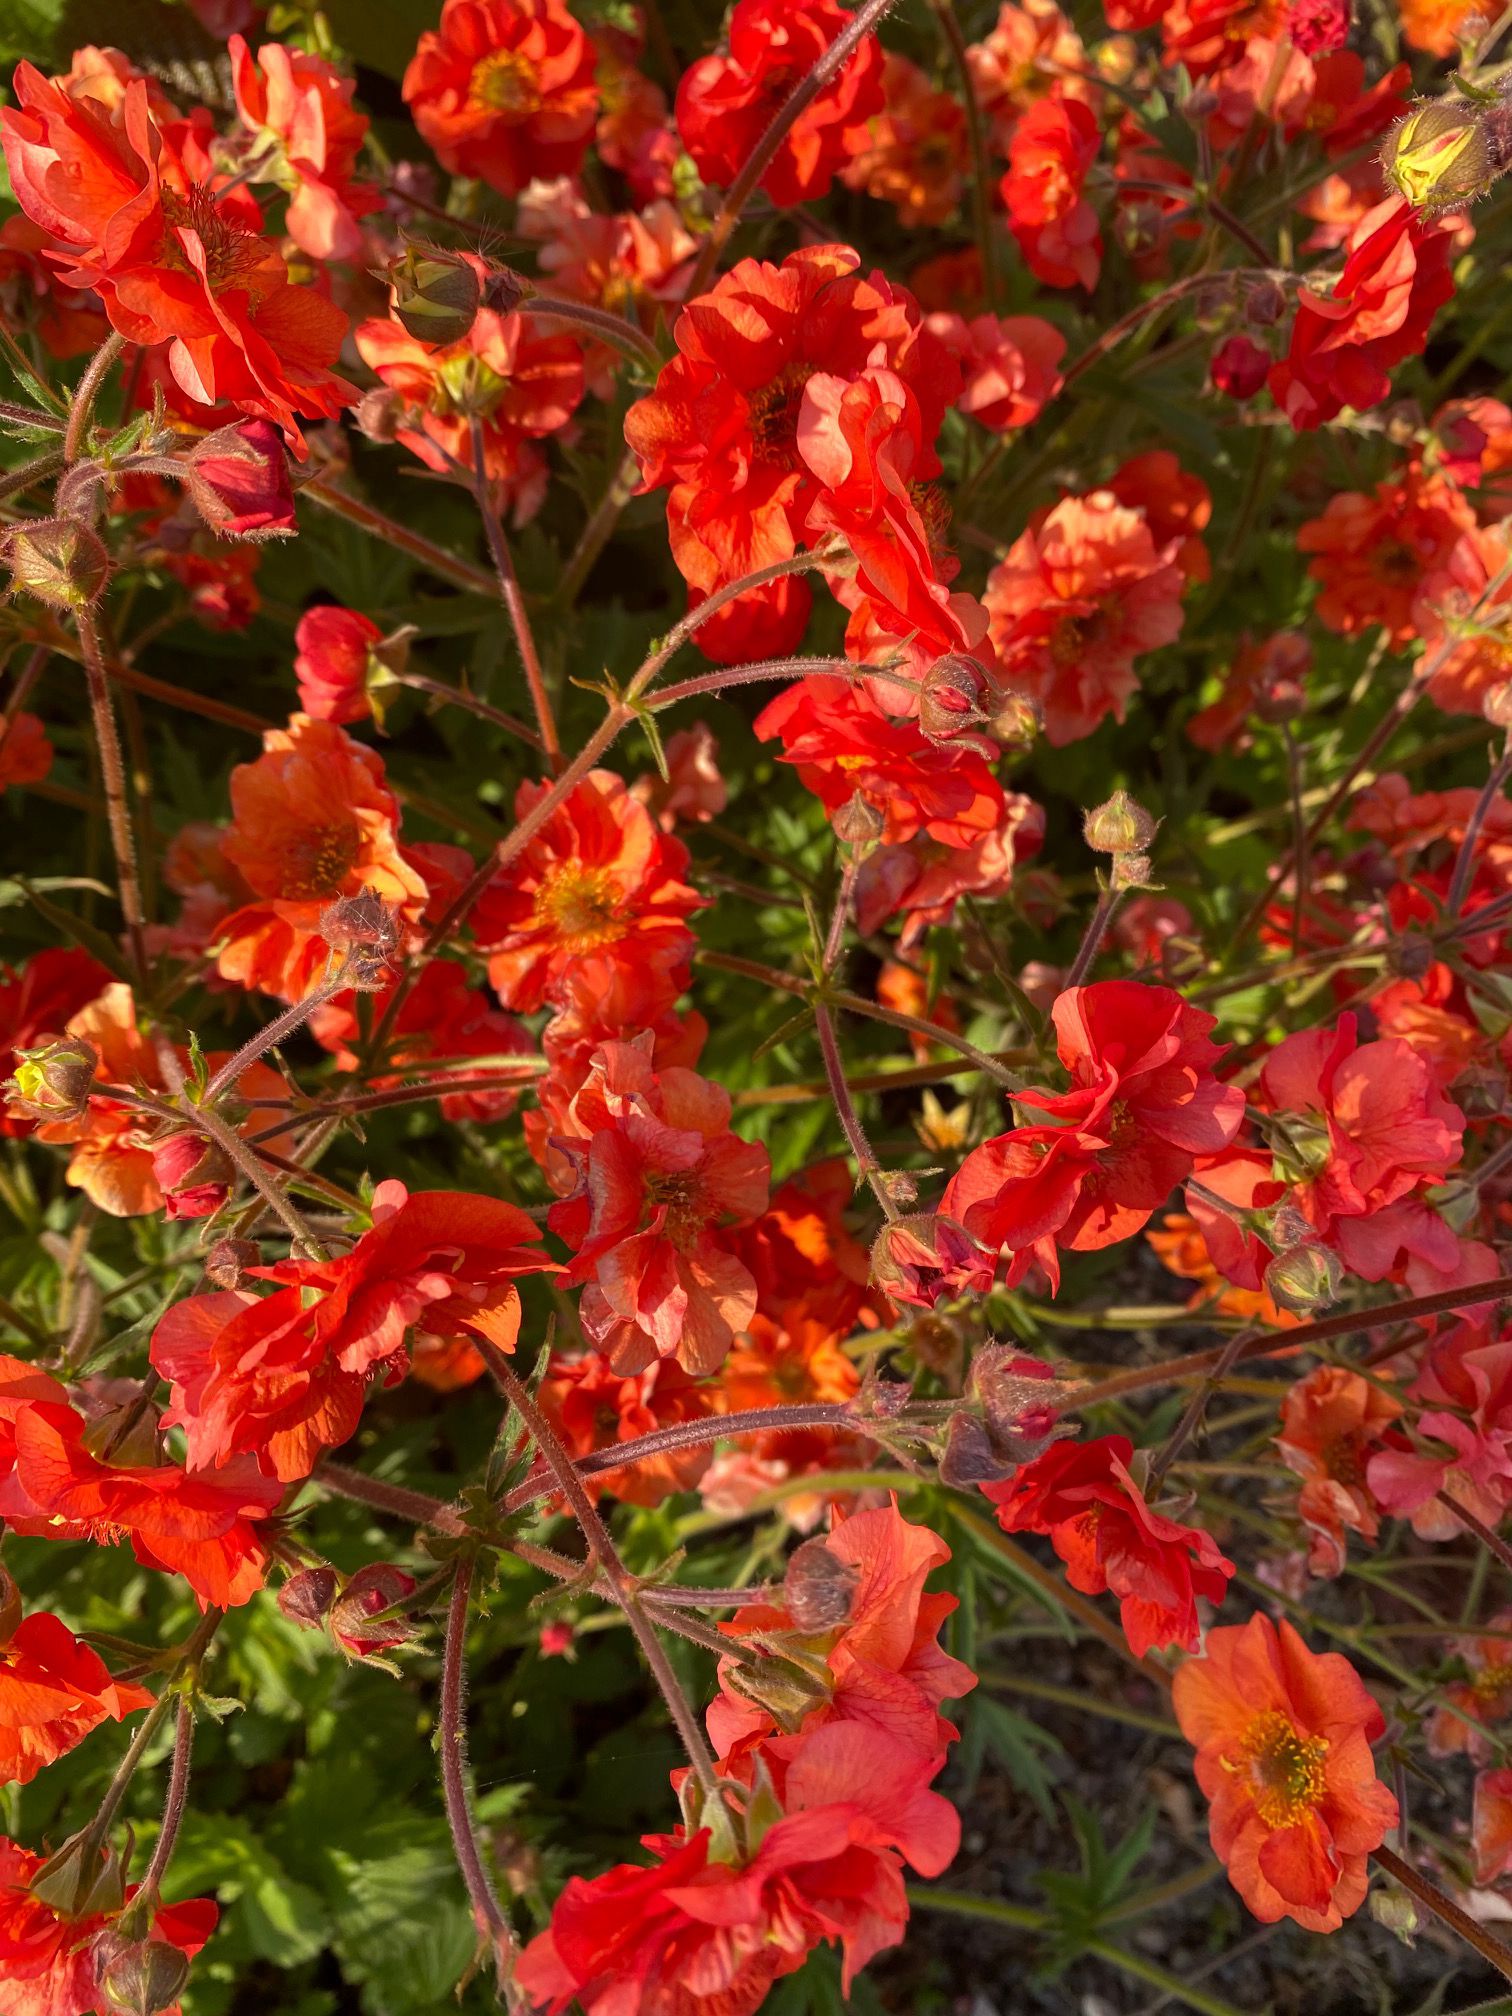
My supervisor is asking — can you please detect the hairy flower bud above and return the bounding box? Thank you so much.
[988,689,1039,747]
[783,1535,859,1632]
[1083,790,1158,856]
[150,1132,232,1222]
[1384,94,1512,215]
[1110,851,1158,891]
[7,517,109,608]
[356,386,407,443]
[6,1032,98,1122]
[1264,1240,1342,1314]
[329,1563,419,1660]
[319,890,401,988]
[918,654,988,744]
[388,243,481,347]
[204,1236,260,1290]
[831,788,885,848]
[184,421,296,541]
[1483,680,1512,729]
[96,1937,191,2016]
[277,1565,339,1630]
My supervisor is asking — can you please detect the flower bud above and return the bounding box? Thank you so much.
[1368,1882,1419,1945]
[538,1620,574,1658]
[1110,851,1157,891]
[277,1565,339,1630]
[831,789,885,849]
[29,1833,125,1918]
[185,421,296,541]
[784,1535,859,1632]
[204,1237,259,1290]
[1210,333,1270,401]
[6,1033,98,1122]
[97,1937,191,2016]
[481,264,531,316]
[1263,1240,1343,1314]
[918,653,988,744]
[388,243,481,347]
[82,1399,159,1468]
[356,386,407,444]
[6,517,109,609]
[1244,277,1288,328]
[1383,95,1512,215]
[1484,680,1512,729]
[988,689,1039,747]
[329,1562,419,1659]
[150,1132,231,1222]
[1083,790,1158,856]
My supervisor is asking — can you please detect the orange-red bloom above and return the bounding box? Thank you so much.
[984,1434,1235,1656]
[967,2,1096,152]
[402,0,599,197]
[471,767,705,1015]
[0,714,50,797]
[1297,466,1474,645]
[0,1611,154,1787]
[1173,1613,1398,1930]
[550,1040,771,1377]
[293,605,382,725]
[0,948,110,1140]
[538,1349,724,1506]
[1275,1366,1403,1578]
[1414,520,1512,717]
[676,0,884,208]
[311,958,535,1124]
[999,97,1102,292]
[229,35,380,260]
[841,52,969,227]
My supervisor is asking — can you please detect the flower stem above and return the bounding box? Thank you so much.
[398,668,542,752]
[815,999,899,1219]
[63,330,124,462]
[468,413,561,772]
[137,1694,195,1911]
[1063,886,1122,990]
[1373,1843,1512,1983]
[927,0,1000,313]
[300,473,497,598]
[1435,1491,1512,1580]
[440,1555,518,1999]
[75,605,148,980]
[200,960,354,1107]
[518,294,663,375]
[1447,730,1512,918]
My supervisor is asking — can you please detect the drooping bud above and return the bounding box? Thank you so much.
[150,1133,231,1222]
[319,890,401,989]
[783,1535,859,1632]
[96,1936,192,2016]
[1263,1240,1343,1314]
[481,264,531,316]
[1210,333,1271,401]
[1243,277,1287,328]
[831,789,885,849]
[6,517,109,609]
[388,243,482,347]
[6,1032,98,1123]
[918,653,988,744]
[184,421,296,541]
[204,1237,259,1290]
[1383,93,1512,215]
[277,1565,339,1630]
[355,386,407,444]
[1082,790,1158,856]
[329,1563,419,1660]
[940,1343,1070,1487]
[1368,1883,1419,1945]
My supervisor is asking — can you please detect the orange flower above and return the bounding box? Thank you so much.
[703,1313,869,1525]
[355,266,584,518]
[1426,1618,1512,1762]
[1298,467,1474,646]
[216,714,428,1001]
[967,1,1096,153]
[37,983,288,1217]
[1173,1613,1398,1931]
[538,1348,724,1505]
[229,35,381,260]
[841,53,969,228]
[1397,0,1480,55]
[0,1610,154,1787]
[1474,1766,1512,1883]
[471,767,705,1015]
[984,490,1188,745]
[0,712,50,796]
[1414,520,1512,716]
[1275,1366,1403,1578]
[402,0,599,197]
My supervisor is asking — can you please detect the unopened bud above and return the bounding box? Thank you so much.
[1368,1882,1419,1945]
[481,265,531,316]
[7,517,109,609]
[356,386,406,444]
[1263,1240,1342,1313]
[277,1565,339,1630]
[918,654,988,744]
[1389,931,1435,981]
[1384,95,1512,215]
[329,1562,419,1659]
[82,1397,159,1468]
[1483,680,1512,729]
[988,690,1039,747]
[204,1237,259,1290]
[1244,277,1287,328]
[6,1033,98,1122]
[185,420,295,541]
[388,243,481,347]
[1110,851,1158,891]
[319,890,400,989]
[97,1937,191,2016]
[831,789,884,848]
[784,1535,859,1632]
[150,1133,231,1222]
[1083,790,1158,856]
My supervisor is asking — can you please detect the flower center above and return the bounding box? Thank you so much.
[1321,1434,1366,1487]
[1474,1660,1512,1702]
[746,364,812,464]
[644,1168,706,1243]
[534,864,622,948]
[1050,606,1108,666]
[285,821,361,899]
[470,49,542,117]
[160,186,269,296]
[1371,539,1420,585]
[1228,1709,1327,1827]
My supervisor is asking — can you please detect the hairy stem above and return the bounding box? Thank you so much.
[469,413,561,771]
[1373,1842,1512,1982]
[440,1556,518,1997]
[75,605,148,979]
[63,330,125,462]
[137,1695,195,1910]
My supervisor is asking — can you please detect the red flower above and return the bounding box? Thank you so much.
[624,245,959,663]
[1211,332,1271,400]
[0,1357,280,1610]
[151,1182,548,1482]
[229,35,380,260]
[355,269,583,517]
[471,768,705,1015]
[984,491,1188,745]
[1257,1012,1465,1281]
[0,1611,154,1787]
[755,676,1004,847]
[1297,467,1474,646]
[948,311,1066,433]
[0,947,111,1139]
[1173,1613,1398,1930]
[0,1834,216,2016]
[732,1159,877,1341]
[517,1721,959,2014]
[984,1434,1234,1656]
[1474,1767,1512,1884]
[293,606,383,725]
[676,0,884,208]
[549,1039,771,1377]
[840,52,969,227]
[1276,1366,1403,1578]
[1269,197,1456,431]
[402,0,599,198]
[183,419,297,540]
[0,714,50,797]
[1,60,352,444]
[1413,521,1512,717]
[855,795,1044,951]
[967,4,1097,153]
[999,97,1102,292]
[1427,1618,1512,1762]
[538,1349,725,1506]
[1366,1319,1512,1537]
